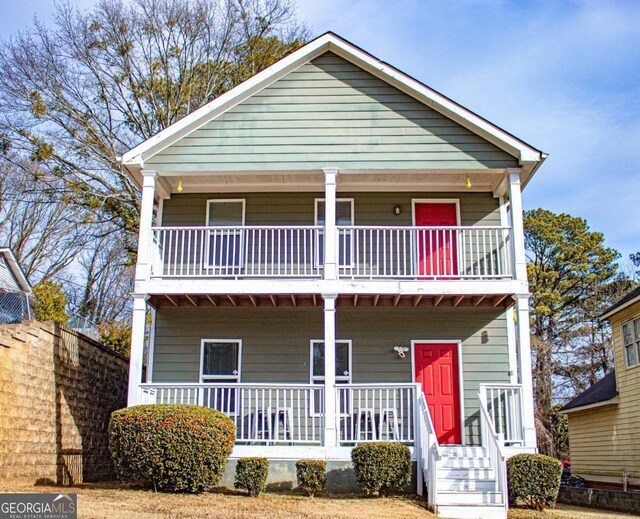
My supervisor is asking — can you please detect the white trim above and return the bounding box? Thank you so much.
[411,198,462,227]
[560,396,619,414]
[315,197,354,269]
[121,33,543,171]
[0,249,31,293]
[601,295,640,320]
[229,444,416,461]
[410,339,466,445]
[199,339,243,382]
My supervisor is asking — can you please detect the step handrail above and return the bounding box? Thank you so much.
[416,391,441,509]
[478,390,508,508]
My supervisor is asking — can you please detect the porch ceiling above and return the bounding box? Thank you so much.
[147,293,514,310]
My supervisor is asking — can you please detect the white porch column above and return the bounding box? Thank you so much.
[128,294,148,406]
[323,294,338,447]
[516,295,537,448]
[508,170,527,283]
[134,170,157,283]
[323,167,339,280]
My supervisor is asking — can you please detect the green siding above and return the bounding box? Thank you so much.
[161,191,501,227]
[147,52,517,172]
[152,306,509,443]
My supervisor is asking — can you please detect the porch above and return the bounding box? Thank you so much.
[138,381,525,450]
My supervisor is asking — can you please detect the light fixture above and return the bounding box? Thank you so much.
[465,175,472,189]
[177,178,183,193]
[394,204,401,215]
[393,346,409,358]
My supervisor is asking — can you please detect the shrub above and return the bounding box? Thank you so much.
[32,280,68,324]
[351,442,411,496]
[507,453,562,510]
[296,459,326,496]
[109,404,235,493]
[235,457,269,496]
[98,321,131,357]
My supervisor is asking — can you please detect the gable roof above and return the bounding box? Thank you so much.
[121,32,545,184]
[600,286,640,321]
[560,371,618,413]
[0,248,31,293]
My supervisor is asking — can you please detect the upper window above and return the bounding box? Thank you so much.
[310,340,352,383]
[622,318,640,368]
[206,200,245,270]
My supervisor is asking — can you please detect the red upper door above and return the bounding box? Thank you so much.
[414,202,458,277]
[414,342,462,444]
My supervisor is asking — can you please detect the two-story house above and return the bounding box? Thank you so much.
[561,286,640,491]
[121,33,545,519]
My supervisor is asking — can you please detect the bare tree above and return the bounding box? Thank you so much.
[0,0,307,246]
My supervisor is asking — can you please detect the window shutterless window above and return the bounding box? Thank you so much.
[310,340,352,415]
[315,199,354,267]
[622,318,640,368]
[200,340,241,413]
[206,200,245,271]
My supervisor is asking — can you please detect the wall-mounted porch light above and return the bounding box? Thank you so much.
[394,346,409,358]
[465,175,472,189]
[394,204,401,215]
[177,178,183,193]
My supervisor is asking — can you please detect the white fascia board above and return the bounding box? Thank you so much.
[121,33,544,171]
[560,396,619,415]
[0,248,31,293]
[600,296,640,321]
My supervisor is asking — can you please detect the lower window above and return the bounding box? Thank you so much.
[200,339,241,413]
[310,340,352,415]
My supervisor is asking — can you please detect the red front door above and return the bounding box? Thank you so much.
[414,202,458,277]
[414,342,462,444]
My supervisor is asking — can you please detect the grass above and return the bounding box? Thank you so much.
[4,483,637,519]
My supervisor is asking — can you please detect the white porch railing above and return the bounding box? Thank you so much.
[337,225,511,279]
[480,383,524,447]
[416,391,441,507]
[335,383,417,444]
[150,226,323,278]
[140,383,324,444]
[478,390,508,507]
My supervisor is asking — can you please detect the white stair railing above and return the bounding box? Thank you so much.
[478,390,508,508]
[416,391,442,509]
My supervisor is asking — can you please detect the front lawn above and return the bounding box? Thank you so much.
[4,483,636,519]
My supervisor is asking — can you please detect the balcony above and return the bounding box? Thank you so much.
[149,225,512,281]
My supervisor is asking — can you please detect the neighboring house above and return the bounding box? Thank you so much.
[561,287,640,490]
[121,33,546,518]
[0,248,32,324]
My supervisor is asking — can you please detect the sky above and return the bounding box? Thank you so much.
[0,0,639,262]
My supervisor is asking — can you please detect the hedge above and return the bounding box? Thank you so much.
[235,457,269,496]
[109,404,235,493]
[351,443,411,496]
[507,453,562,510]
[296,459,326,496]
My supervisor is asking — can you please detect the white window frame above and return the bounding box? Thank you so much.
[205,199,246,271]
[314,198,355,269]
[199,339,242,383]
[310,339,352,417]
[622,318,640,369]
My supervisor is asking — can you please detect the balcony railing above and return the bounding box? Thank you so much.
[140,383,324,444]
[337,225,511,279]
[149,224,512,280]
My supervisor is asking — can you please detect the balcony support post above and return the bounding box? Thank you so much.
[128,294,148,406]
[323,293,338,447]
[515,295,537,449]
[323,167,339,280]
[507,170,527,283]
[135,170,157,284]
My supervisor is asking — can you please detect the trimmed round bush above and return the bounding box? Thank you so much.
[507,453,562,510]
[296,459,326,496]
[351,442,411,496]
[235,457,269,496]
[109,404,235,493]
